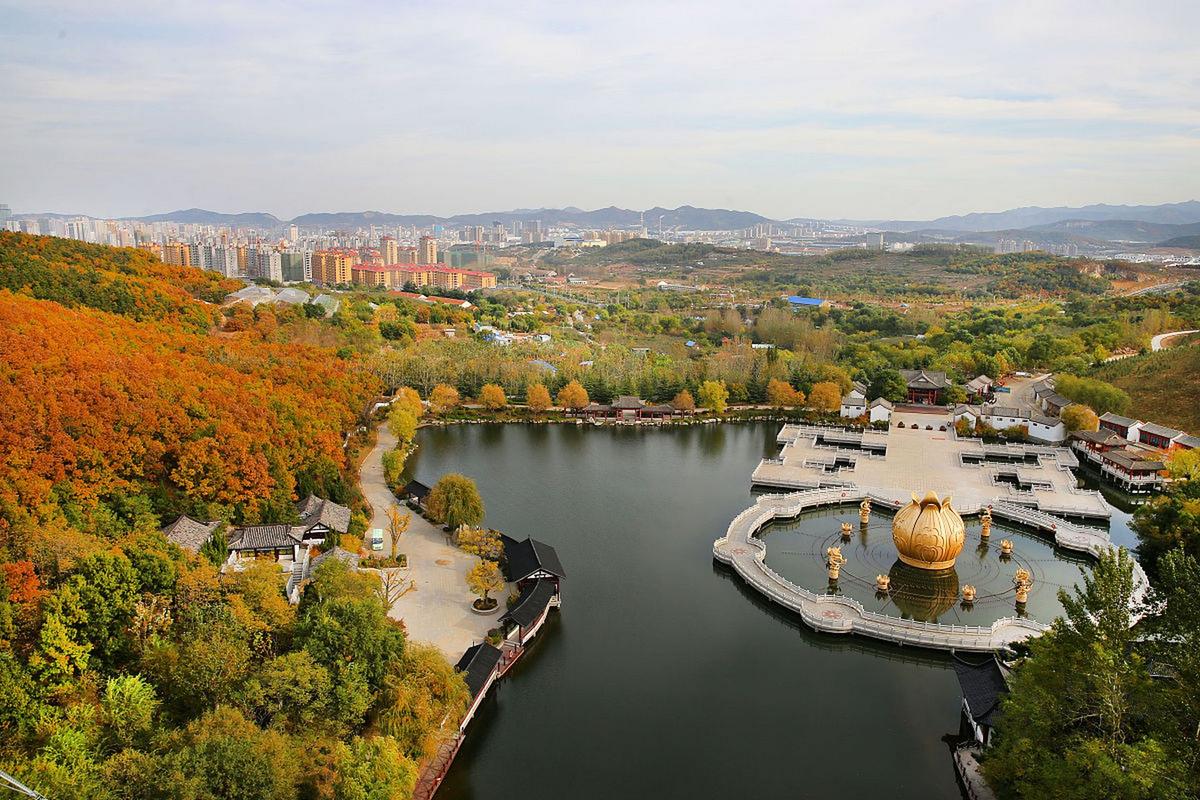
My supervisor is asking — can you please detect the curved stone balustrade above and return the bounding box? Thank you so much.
[714,486,1145,651]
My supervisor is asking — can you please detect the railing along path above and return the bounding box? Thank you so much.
[714,486,1147,650]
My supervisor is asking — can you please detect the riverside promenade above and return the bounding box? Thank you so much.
[713,486,1148,651]
[360,426,498,658]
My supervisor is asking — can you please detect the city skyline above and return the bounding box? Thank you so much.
[2,1,1198,220]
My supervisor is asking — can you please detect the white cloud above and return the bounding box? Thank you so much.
[0,0,1197,218]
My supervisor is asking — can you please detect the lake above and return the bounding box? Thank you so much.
[405,422,1133,800]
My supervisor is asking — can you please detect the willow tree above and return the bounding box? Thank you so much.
[427,473,484,530]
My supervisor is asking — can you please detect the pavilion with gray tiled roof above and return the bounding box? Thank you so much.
[295,495,351,544]
[161,515,222,553]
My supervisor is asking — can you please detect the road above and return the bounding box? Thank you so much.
[1124,280,1188,297]
[1151,329,1199,351]
[999,372,1050,415]
[360,425,499,658]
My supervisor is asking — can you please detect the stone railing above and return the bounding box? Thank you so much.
[715,486,1143,651]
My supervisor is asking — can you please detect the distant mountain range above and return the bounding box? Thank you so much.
[12,201,1200,244]
[833,201,1200,233]
[130,208,284,227]
[98,205,770,231]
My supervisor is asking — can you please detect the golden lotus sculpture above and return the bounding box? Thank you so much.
[826,546,847,580]
[891,491,966,571]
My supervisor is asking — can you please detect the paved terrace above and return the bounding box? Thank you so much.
[713,487,1148,652]
[361,427,500,659]
[757,422,1109,519]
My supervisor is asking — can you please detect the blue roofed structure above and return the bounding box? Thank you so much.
[787,296,827,307]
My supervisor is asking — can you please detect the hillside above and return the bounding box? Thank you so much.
[545,241,1118,299]
[1159,234,1200,249]
[0,234,471,800]
[1026,218,1200,242]
[0,233,377,537]
[0,231,239,333]
[1094,343,1200,432]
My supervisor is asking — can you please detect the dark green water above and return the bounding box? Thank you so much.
[763,507,1092,625]
[409,423,972,799]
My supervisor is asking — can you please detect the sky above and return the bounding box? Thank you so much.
[1,0,1198,221]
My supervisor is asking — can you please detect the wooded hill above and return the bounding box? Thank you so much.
[1094,342,1200,433]
[0,234,461,800]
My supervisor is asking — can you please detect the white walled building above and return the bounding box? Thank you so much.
[869,398,893,424]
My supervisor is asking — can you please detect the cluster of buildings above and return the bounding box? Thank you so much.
[161,495,353,602]
[151,235,497,291]
[993,238,1081,257]
[839,382,894,424]
[1071,413,1198,493]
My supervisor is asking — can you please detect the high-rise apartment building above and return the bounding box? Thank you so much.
[246,247,283,282]
[162,241,193,267]
[418,235,437,265]
[381,236,399,264]
[311,249,358,286]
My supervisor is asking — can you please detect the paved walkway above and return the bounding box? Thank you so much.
[755,423,1110,518]
[360,426,499,658]
[712,485,1152,651]
[1151,329,1199,351]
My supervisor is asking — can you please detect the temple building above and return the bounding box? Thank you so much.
[899,369,950,404]
[577,395,684,420]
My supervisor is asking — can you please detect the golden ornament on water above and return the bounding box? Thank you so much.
[891,490,966,571]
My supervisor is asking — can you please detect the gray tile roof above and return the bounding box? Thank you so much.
[953,655,1007,728]
[964,375,994,392]
[1140,422,1184,440]
[985,406,1030,419]
[502,579,556,628]
[899,369,949,389]
[296,496,351,535]
[501,534,566,582]
[1099,412,1139,428]
[869,398,893,409]
[611,395,646,410]
[1072,429,1123,445]
[1042,393,1073,409]
[228,524,299,551]
[1105,450,1166,471]
[455,643,502,698]
[161,515,221,553]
